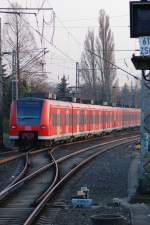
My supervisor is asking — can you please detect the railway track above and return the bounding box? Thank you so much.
[0,149,19,159]
[0,147,53,193]
[0,134,139,225]
[0,130,139,192]
[0,153,28,192]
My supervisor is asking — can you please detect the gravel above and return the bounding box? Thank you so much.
[56,143,135,204]
[35,141,137,225]
[0,158,26,191]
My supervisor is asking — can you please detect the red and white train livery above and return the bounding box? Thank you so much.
[9,97,140,143]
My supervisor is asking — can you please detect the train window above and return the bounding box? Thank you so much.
[93,113,95,124]
[57,114,59,126]
[52,114,57,127]
[87,114,90,124]
[80,112,83,125]
[91,114,93,124]
[65,114,69,125]
[109,113,112,122]
[79,114,81,125]
[17,99,42,126]
[95,114,98,124]
[84,114,86,124]
[57,114,62,126]
[82,114,83,125]
[65,114,67,125]
[69,114,72,125]
[108,112,110,123]
[73,114,77,125]
[76,114,79,125]
[103,112,106,123]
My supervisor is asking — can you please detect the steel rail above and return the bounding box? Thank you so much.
[23,136,138,225]
[31,150,59,207]
[0,152,26,165]
[0,146,51,165]
[0,147,53,194]
[0,135,139,201]
[0,149,18,156]
[0,146,59,200]
[0,150,34,193]
[6,152,30,188]
[0,130,139,165]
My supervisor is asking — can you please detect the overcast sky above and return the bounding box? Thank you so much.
[0,0,140,86]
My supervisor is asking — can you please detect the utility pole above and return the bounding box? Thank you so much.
[0,7,53,100]
[76,62,79,94]
[0,17,3,147]
[16,15,19,92]
[140,74,146,175]
[12,49,18,101]
[130,0,150,176]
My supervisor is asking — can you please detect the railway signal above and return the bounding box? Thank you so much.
[130,0,150,175]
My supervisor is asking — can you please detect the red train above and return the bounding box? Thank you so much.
[9,97,140,144]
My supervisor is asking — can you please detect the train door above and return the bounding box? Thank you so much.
[103,110,106,130]
[72,105,77,136]
[89,109,93,133]
[99,110,102,131]
[87,107,90,134]
[95,110,99,131]
[50,105,57,138]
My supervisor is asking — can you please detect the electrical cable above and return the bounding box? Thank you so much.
[37,0,48,14]
[22,16,76,62]
[87,50,141,81]
[8,0,140,82]
[46,0,141,82]
[61,14,128,22]
[20,50,45,69]
[20,49,49,71]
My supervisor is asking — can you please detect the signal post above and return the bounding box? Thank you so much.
[130,0,150,175]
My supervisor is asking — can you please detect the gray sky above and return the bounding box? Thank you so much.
[0,0,140,86]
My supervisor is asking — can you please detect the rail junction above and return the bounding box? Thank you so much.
[0,130,140,225]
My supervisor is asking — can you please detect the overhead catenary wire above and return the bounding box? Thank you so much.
[7,1,140,82]
[37,0,48,14]
[45,0,140,82]
[0,11,36,15]
[87,50,141,81]
[20,49,49,71]
[61,14,128,22]
[2,51,48,79]
[21,16,77,63]
[36,25,129,29]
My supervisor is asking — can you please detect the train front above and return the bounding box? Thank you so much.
[9,97,50,145]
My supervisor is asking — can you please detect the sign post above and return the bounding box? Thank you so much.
[130,0,150,176]
[138,37,150,175]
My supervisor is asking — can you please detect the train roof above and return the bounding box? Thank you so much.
[15,97,140,112]
[46,99,140,112]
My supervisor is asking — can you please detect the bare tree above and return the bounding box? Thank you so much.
[120,83,131,107]
[112,79,121,106]
[80,10,116,104]
[129,80,141,108]
[96,9,116,104]
[80,30,98,102]
[3,2,47,94]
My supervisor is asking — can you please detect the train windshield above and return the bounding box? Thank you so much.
[17,99,43,125]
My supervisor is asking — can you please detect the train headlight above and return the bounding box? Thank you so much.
[40,125,47,129]
[11,125,16,129]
